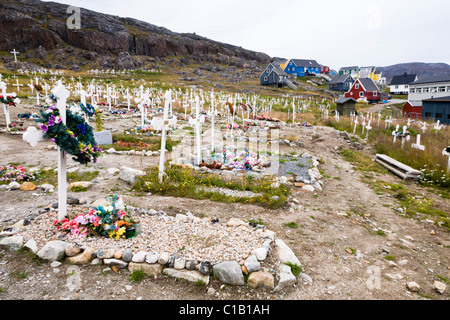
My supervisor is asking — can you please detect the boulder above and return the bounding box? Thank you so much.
[247,271,274,289]
[65,247,95,265]
[103,258,128,269]
[128,262,163,278]
[163,268,209,285]
[244,254,261,273]
[274,264,297,292]
[37,240,68,261]
[119,166,146,184]
[0,235,24,251]
[274,239,302,266]
[19,182,37,191]
[212,261,245,286]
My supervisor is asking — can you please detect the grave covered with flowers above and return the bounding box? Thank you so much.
[53,195,140,240]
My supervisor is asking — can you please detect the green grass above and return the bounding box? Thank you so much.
[384,255,396,261]
[129,270,146,283]
[133,165,290,209]
[285,262,302,277]
[285,222,298,229]
[102,133,179,152]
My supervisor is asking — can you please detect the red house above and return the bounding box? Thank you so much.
[321,66,330,74]
[344,78,380,103]
[402,101,422,119]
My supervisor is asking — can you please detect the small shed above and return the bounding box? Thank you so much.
[403,100,422,119]
[335,96,357,116]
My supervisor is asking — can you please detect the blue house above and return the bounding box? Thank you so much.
[284,59,321,77]
[329,74,354,92]
[421,96,450,125]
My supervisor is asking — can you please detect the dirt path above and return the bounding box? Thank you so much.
[0,103,448,301]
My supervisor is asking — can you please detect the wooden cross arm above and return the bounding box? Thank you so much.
[23,127,46,147]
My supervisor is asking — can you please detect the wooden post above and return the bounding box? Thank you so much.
[195,95,202,166]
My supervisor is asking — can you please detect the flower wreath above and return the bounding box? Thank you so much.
[0,94,18,106]
[35,106,102,164]
[80,102,96,117]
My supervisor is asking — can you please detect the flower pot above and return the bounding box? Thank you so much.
[125,227,135,239]
[133,221,141,237]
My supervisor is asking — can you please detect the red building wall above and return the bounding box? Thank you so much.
[403,102,422,119]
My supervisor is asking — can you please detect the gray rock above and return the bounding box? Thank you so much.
[103,258,128,269]
[212,261,245,286]
[37,240,68,261]
[8,181,20,190]
[119,166,146,184]
[24,238,39,254]
[158,252,169,265]
[253,247,268,261]
[244,254,261,273]
[434,281,446,294]
[166,254,176,267]
[406,281,421,292]
[122,249,134,262]
[274,265,297,292]
[163,268,209,285]
[145,252,159,264]
[185,260,197,270]
[96,249,115,259]
[0,235,24,251]
[274,239,302,266]
[174,255,186,269]
[131,251,147,263]
[198,261,212,275]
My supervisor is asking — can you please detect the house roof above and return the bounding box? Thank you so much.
[390,73,417,85]
[357,78,379,91]
[336,96,357,104]
[411,74,450,85]
[422,96,450,102]
[291,59,320,68]
[340,66,359,71]
[405,100,422,107]
[272,63,288,76]
[330,74,352,84]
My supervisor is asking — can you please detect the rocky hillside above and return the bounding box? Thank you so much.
[377,62,450,83]
[0,0,271,71]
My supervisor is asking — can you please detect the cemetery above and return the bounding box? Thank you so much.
[0,0,449,303]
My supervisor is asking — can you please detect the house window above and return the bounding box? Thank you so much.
[405,85,409,89]
[439,87,446,92]
[395,85,399,89]
[355,83,359,89]
[436,113,443,118]
[416,88,422,93]
[424,88,430,93]
[359,91,364,97]
[410,88,416,93]
[264,76,268,81]
[373,91,377,96]
[345,83,349,87]
[431,87,437,93]
[425,112,431,117]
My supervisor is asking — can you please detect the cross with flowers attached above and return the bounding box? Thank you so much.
[23,81,71,220]
[0,81,19,130]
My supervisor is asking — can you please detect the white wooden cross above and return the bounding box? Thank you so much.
[442,147,450,175]
[434,120,442,131]
[401,125,409,148]
[385,116,392,129]
[10,49,20,62]
[421,121,427,133]
[407,118,411,128]
[12,79,23,92]
[193,95,203,165]
[0,81,17,130]
[362,117,366,135]
[412,134,425,151]
[353,116,359,134]
[392,124,400,143]
[365,120,372,139]
[158,90,172,183]
[23,82,70,220]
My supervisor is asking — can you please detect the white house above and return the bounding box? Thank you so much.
[390,73,418,95]
[408,75,450,106]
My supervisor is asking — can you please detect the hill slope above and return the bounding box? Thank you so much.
[0,0,271,70]
[377,62,450,83]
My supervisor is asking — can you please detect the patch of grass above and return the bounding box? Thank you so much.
[375,229,386,237]
[435,275,449,284]
[129,270,146,283]
[10,270,28,279]
[248,218,265,226]
[285,222,298,229]
[0,287,7,294]
[67,170,99,182]
[134,165,290,209]
[195,280,207,287]
[70,186,88,192]
[345,247,356,254]
[285,262,302,277]
[339,147,383,173]
[384,255,396,261]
